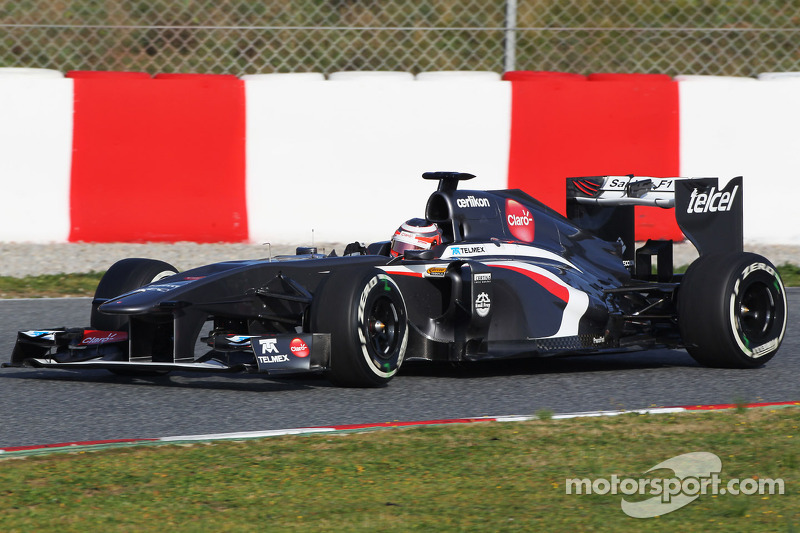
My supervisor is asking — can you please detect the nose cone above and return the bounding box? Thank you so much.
[98,279,197,315]
[98,288,168,314]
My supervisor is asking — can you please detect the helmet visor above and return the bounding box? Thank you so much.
[391,237,428,256]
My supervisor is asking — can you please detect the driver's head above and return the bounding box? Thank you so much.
[390,218,442,257]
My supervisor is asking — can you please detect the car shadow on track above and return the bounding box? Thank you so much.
[399,348,701,379]
[1,348,701,391]
[0,368,334,392]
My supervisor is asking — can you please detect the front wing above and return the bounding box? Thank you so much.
[5,328,331,375]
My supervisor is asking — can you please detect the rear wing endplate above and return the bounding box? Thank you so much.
[567,175,743,261]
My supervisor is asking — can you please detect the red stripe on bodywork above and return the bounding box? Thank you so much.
[385,270,424,278]
[494,264,570,302]
[507,77,681,240]
[574,180,597,195]
[69,75,247,242]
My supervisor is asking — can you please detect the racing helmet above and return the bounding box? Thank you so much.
[390,218,443,257]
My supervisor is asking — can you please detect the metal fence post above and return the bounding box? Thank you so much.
[504,0,518,73]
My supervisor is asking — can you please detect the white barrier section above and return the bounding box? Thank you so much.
[328,70,415,82]
[0,75,73,242]
[0,67,64,78]
[674,74,756,83]
[757,72,800,81]
[245,77,511,244]
[679,77,800,244]
[415,71,502,82]
[240,72,326,82]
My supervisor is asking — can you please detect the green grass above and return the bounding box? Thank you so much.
[777,263,800,287]
[0,273,104,299]
[1,408,798,531]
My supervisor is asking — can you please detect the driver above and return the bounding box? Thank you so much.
[390,218,443,257]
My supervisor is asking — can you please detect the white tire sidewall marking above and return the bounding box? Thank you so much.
[728,262,786,359]
[151,270,178,283]
[357,274,407,379]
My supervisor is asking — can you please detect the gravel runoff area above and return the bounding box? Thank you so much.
[0,241,799,278]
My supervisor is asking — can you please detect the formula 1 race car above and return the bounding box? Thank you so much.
[5,172,787,387]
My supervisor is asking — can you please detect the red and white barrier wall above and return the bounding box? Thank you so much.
[0,68,798,245]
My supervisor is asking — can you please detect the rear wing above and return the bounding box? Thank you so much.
[567,175,743,270]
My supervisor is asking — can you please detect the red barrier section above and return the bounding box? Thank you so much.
[69,75,247,242]
[154,73,239,81]
[587,72,673,83]
[67,71,151,79]
[507,77,681,240]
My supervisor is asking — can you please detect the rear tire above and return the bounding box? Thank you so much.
[311,270,408,387]
[678,252,787,368]
[91,258,179,377]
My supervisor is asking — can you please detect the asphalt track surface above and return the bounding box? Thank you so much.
[1,291,798,448]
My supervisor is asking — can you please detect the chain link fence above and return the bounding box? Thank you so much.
[1,1,798,77]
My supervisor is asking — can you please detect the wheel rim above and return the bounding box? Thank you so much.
[366,296,399,359]
[738,280,775,341]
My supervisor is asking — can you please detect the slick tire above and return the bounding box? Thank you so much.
[678,252,787,368]
[311,270,408,387]
[91,258,178,377]
[91,258,179,332]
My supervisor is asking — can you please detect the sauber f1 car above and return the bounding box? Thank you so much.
[5,172,787,387]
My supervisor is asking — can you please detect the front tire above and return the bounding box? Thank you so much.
[91,258,179,377]
[311,270,408,387]
[91,258,179,331]
[678,252,787,368]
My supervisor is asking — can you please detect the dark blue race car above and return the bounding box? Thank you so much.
[6,172,787,387]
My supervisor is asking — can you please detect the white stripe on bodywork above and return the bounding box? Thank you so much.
[487,260,589,339]
[441,243,581,272]
[380,264,429,277]
[20,330,60,341]
[383,259,590,339]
